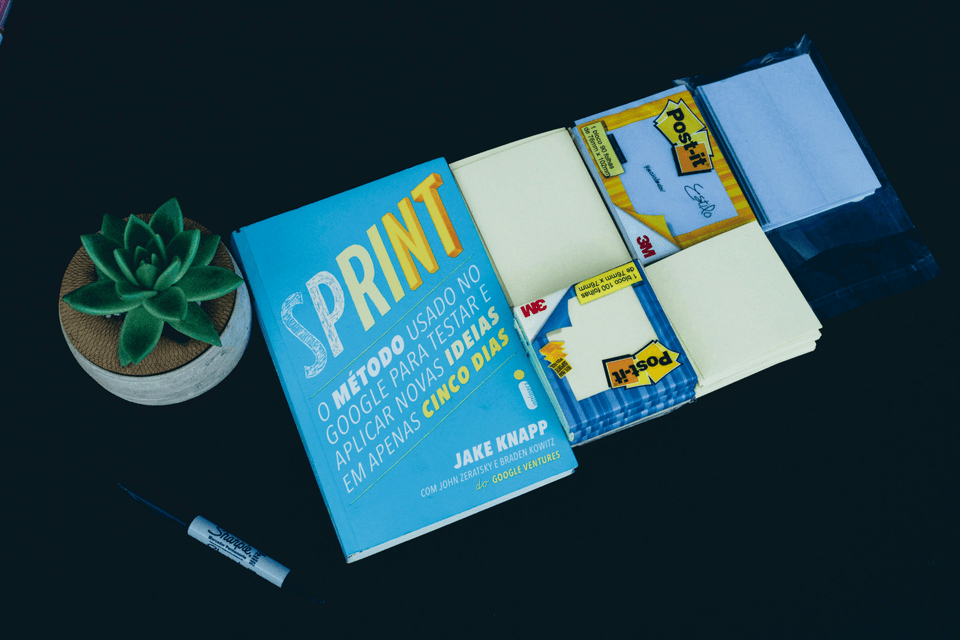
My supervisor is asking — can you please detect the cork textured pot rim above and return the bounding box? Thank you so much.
[58,214,237,377]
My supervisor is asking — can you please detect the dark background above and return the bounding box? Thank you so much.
[5,3,955,637]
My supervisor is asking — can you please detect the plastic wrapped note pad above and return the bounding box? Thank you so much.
[685,35,939,319]
[698,54,880,231]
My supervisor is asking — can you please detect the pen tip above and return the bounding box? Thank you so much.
[117,482,189,528]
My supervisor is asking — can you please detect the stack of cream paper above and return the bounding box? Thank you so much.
[450,129,631,307]
[697,54,880,230]
[644,221,822,396]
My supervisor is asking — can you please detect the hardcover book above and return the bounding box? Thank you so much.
[231,159,577,562]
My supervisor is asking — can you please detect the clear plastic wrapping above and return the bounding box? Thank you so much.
[681,35,939,319]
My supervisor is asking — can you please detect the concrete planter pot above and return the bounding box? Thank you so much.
[58,215,251,405]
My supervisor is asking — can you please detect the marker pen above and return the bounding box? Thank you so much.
[118,484,321,604]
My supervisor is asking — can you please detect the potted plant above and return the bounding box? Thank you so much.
[58,198,251,405]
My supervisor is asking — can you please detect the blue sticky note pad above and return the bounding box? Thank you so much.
[699,54,880,230]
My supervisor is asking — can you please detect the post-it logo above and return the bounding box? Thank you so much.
[654,99,715,176]
[632,341,681,384]
[654,100,704,145]
[603,340,683,389]
[603,355,651,389]
[674,144,712,175]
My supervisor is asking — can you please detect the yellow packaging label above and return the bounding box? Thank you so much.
[574,262,642,305]
[580,122,625,178]
[654,99,705,145]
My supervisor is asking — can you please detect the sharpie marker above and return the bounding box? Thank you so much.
[118,484,321,604]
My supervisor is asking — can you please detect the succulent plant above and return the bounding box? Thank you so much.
[63,198,244,366]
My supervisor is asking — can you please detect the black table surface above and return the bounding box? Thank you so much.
[6,4,956,638]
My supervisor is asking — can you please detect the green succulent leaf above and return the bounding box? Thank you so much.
[150,198,185,246]
[150,253,163,269]
[146,233,168,265]
[167,302,221,346]
[136,263,159,289]
[113,248,139,286]
[116,280,157,301]
[63,280,143,315]
[133,246,150,268]
[154,257,182,291]
[81,234,125,284]
[174,266,244,302]
[124,215,155,252]
[101,214,127,245]
[194,234,221,268]
[166,230,200,281]
[143,286,188,322]
[118,306,165,366]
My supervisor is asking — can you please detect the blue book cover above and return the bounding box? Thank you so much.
[231,159,577,562]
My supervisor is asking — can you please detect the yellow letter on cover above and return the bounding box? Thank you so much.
[366,225,405,303]
[411,173,463,258]
[382,197,439,291]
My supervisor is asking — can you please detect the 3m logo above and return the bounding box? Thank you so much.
[519,299,548,318]
[636,235,656,259]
